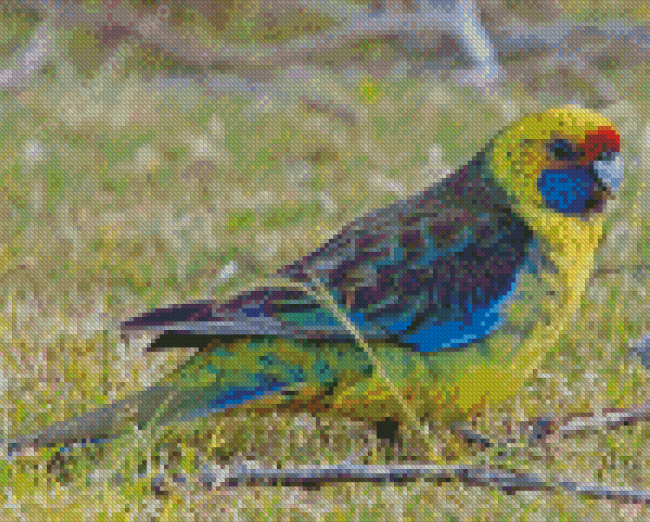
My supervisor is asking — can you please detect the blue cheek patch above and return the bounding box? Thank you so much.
[538,168,597,214]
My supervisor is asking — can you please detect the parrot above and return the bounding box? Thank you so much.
[6,107,624,456]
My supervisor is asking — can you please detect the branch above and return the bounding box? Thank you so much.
[521,404,650,445]
[196,462,650,504]
[10,0,499,87]
[489,21,650,62]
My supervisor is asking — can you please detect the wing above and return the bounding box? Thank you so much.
[122,151,533,352]
[121,287,357,349]
[277,152,534,351]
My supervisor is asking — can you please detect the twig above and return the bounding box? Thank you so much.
[15,0,495,71]
[198,462,650,504]
[561,405,650,436]
[110,388,180,484]
[520,404,650,445]
[489,21,650,63]
[4,0,497,91]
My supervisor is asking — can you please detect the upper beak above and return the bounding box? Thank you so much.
[593,152,624,193]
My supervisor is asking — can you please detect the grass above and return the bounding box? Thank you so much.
[0,1,649,520]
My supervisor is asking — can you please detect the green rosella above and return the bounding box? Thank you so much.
[7,107,623,454]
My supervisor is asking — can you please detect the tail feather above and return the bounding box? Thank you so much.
[7,400,131,455]
[6,337,371,455]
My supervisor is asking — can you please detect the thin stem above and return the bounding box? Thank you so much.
[110,388,179,484]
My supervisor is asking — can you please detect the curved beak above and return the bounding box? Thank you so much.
[582,152,623,216]
[594,152,624,193]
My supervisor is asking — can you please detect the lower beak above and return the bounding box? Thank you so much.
[584,183,609,215]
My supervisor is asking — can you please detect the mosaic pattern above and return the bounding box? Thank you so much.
[1,1,648,520]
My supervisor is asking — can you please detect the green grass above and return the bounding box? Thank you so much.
[0,1,649,520]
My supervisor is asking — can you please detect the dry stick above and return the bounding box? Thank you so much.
[524,404,650,443]
[17,0,494,72]
[5,1,646,104]
[197,405,650,504]
[200,463,650,504]
[151,398,650,503]
[10,0,650,91]
[29,0,649,69]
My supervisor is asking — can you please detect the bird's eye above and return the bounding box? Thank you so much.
[548,139,577,162]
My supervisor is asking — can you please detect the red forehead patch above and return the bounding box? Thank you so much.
[581,126,620,164]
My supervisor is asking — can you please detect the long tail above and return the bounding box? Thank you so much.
[7,288,371,455]
[5,388,171,455]
[5,348,341,456]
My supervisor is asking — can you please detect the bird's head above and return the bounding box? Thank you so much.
[487,106,623,283]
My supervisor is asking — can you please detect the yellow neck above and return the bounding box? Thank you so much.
[525,207,604,292]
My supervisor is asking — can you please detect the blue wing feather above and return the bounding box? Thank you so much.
[277,154,533,351]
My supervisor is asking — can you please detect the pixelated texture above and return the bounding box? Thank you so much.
[0,1,649,520]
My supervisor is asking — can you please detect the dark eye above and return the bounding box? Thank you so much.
[548,139,577,162]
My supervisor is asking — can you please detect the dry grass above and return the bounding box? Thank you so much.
[0,0,649,520]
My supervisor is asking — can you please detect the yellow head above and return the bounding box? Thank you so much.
[488,107,622,287]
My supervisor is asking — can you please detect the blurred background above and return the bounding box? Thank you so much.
[0,0,649,520]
